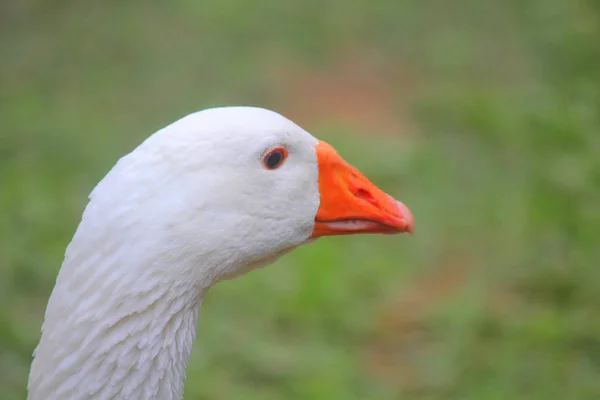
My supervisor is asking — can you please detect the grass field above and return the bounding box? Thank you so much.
[1,1,599,399]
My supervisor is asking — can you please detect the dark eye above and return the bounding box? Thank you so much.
[262,147,288,170]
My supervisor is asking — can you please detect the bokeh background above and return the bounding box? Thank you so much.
[1,1,599,399]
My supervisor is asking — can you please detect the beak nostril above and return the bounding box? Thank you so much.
[355,187,378,206]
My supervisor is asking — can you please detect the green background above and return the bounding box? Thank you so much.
[1,1,599,398]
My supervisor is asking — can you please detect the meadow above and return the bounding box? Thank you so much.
[1,1,599,398]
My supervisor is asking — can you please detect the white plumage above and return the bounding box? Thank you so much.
[28,106,413,400]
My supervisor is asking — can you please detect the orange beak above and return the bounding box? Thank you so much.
[312,140,414,238]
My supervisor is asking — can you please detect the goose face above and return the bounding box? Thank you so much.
[93,107,412,282]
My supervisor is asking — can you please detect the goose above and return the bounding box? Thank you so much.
[28,106,414,400]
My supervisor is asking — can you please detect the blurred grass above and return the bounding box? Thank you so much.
[1,0,599,399]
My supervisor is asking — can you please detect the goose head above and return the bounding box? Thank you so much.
[86,106,413,284]
[28,106,414,400]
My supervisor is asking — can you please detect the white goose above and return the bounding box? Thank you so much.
[28,106,414,400]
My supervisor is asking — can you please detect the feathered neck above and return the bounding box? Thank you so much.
[27,187,225,400]
[28,249,208,400]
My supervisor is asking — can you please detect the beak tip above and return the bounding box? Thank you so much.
[392,199,414,235]
[403,220,414,235]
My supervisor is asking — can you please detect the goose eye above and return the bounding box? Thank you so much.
[262,147,288,170]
